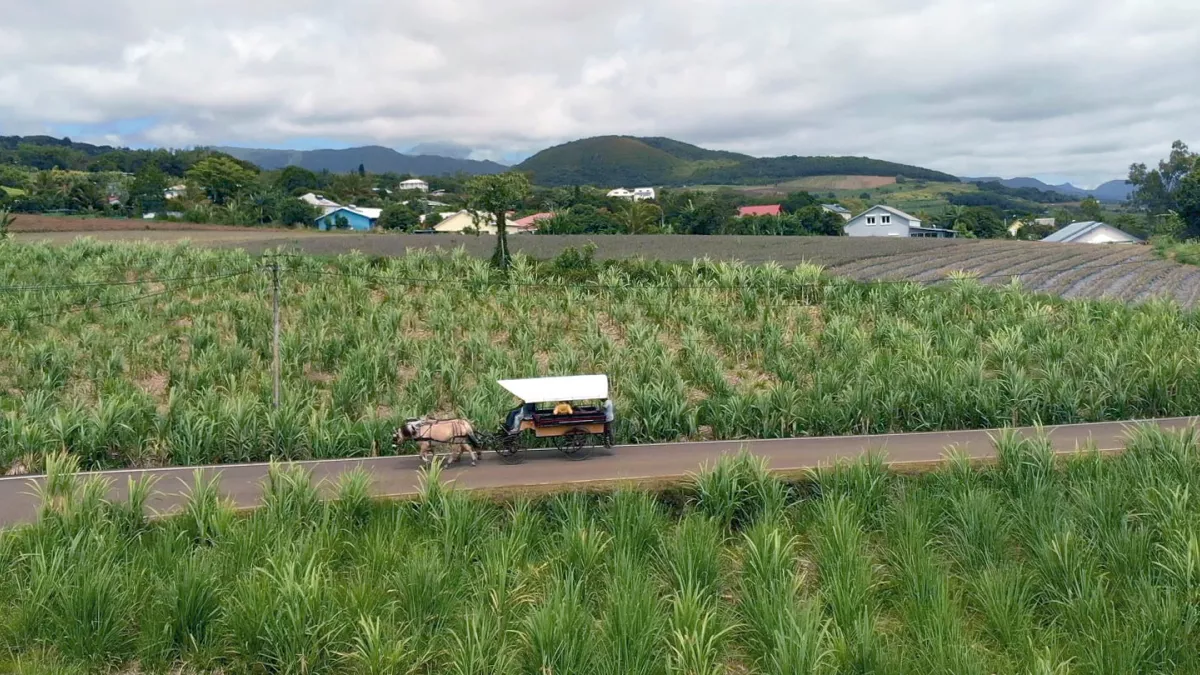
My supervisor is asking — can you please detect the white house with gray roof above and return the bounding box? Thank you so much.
[844,205,955,238]
[1041,221,1141,244]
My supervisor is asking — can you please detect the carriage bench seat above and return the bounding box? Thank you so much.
[532,411,609,427]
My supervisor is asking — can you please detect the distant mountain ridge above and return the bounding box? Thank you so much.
[216,145,507,176]
[961,176,1134,203]
[516,135,961,187]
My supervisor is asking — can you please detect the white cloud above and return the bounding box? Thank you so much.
[0,0,1198,184]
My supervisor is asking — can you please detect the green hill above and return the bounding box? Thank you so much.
[517,135,960,187]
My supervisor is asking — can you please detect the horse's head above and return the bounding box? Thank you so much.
[392,419,420,449]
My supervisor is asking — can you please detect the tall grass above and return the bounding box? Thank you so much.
[5,240,1200,472]
[0,426,1199,672]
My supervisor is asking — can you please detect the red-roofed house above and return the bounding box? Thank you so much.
[737,204,782,217]
[511,212,555,232]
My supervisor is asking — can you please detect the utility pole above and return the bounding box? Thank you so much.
[271,260,281,409]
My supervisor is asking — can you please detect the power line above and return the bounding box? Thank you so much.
[0,269,260,294]
[11,270,255,324]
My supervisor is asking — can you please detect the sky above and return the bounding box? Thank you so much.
[1,0,1198,187]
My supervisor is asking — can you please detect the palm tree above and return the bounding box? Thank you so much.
[620,199,656,234]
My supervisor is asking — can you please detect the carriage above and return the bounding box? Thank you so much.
[394,374,614,465]
[493,374,615,463]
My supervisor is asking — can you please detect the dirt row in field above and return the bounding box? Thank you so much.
[7,214,293,233]
[828,241,1199,308]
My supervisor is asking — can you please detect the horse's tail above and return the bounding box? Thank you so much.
[466,428,481,449]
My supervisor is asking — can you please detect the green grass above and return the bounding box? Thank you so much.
[2,426,1199,673]
[1154,237,1200,266]
[1,186,24,197]
[2,239,1200,472]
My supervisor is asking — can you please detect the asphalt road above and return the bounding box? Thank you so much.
[0,417,1195,527]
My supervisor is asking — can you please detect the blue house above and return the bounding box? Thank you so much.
[316,206,381,232]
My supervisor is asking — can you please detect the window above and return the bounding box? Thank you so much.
[866,216,877,225]
[881,215,891,224]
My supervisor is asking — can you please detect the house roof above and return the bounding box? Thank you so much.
[1042,221,1141,243]
[512,212,555,228]
[300,193,341,208]
[738,204,783,217]
[497,374,609,404]
[822,204,851,214]
[322,206,382,220]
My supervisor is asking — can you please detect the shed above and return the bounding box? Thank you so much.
[1041,221,1141,244]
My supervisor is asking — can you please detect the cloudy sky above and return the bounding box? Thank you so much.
[1,0,1197,186]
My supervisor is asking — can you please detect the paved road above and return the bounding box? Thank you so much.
[0,417,1195,527]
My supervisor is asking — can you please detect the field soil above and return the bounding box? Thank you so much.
[7,213,291,233]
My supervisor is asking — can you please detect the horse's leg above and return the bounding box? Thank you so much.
[419,441,432,464]
[450,443,463,464]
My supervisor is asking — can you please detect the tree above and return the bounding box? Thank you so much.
[618,199,658,234]
[425,212,444,227]
[0,209,13,239]
[1129,141,1197,214]
[1177,170,1200,237]
[781,191,817,213]
[277,166,319,194]
[1080,196,1104,221]
[129,165,169,214]
[357,163,366,177]
[186,156,257,205]
[276,199,320,227]
[466,172,532,269]
[378,203,420,231]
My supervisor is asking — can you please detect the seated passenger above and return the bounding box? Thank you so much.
[553,402,574,415]
[504,407,522,433]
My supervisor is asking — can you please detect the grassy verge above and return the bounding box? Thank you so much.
[2,239,1200,472]
[1,425,1198,673]
[1153,236,1200,266]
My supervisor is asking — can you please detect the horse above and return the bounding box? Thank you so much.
[393,417,482,466]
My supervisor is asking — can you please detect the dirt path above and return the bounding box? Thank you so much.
[0,417,1193,527]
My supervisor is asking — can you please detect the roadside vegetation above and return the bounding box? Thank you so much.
[2,426,1199,673]
[3,240,1200,473]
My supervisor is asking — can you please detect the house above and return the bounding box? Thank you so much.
[163,185,188,200]
[607,187,657,201]
[738,204,783,218]
[1041,221,1142,244]
[399,178,430,192]
[432,210,537,235]
[844,205,956,238]
[822,204,853,221]
[300,193,343,215]
[511,212,555,232]
[316,206,382,231]
[433,210,496,234]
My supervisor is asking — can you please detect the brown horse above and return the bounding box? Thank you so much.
[393,418,482,466]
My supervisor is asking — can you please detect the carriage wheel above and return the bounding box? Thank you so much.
[558,428,592,461]
[496,432,524,464]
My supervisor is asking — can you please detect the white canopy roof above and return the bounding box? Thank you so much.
[497,375,609,404]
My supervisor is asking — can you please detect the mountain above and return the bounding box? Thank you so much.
[408,141,474,160]
[517,135,959,187]
[1092,180,1136,202]
[961,176,1134,203]
[216,145,507,176]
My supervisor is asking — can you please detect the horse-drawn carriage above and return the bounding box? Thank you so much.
[395,374,615,465]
